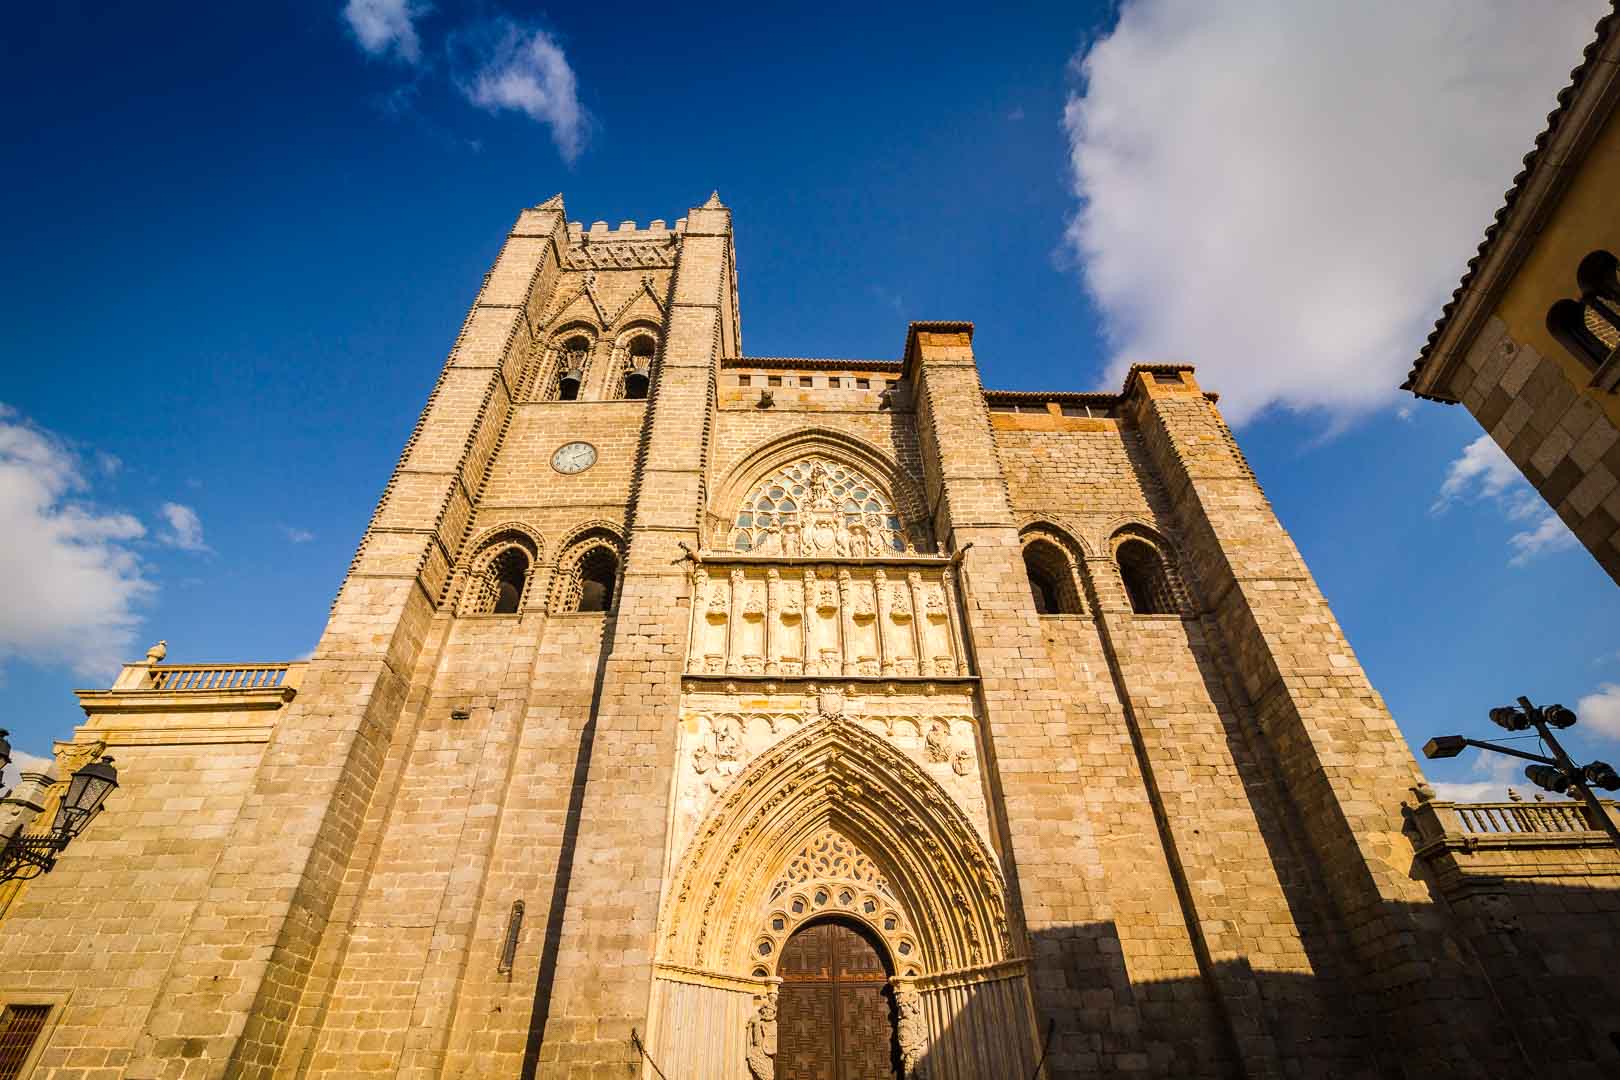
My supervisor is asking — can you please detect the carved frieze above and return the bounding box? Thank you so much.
[686,562,968,679]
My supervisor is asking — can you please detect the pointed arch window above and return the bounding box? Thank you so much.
[730,457,907,555]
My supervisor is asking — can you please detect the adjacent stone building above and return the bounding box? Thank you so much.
[3,193,1619,1078]
[1404,4,1620,583]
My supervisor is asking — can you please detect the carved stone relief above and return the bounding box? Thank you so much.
[686,563,968,679]
[670,689,993,904]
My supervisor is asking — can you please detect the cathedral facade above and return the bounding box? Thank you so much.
[4,194,1620,1079]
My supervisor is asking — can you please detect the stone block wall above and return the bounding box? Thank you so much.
[1442,315,1620,581]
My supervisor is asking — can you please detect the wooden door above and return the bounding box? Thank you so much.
[776,918,900,1080]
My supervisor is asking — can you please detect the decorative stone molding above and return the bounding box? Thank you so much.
[685,563,966,678]
[658,714,1016,978]
[565,238,678,271]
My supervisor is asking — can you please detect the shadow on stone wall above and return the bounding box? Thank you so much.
[519,611,618,1080]
[912,875,1620,1080]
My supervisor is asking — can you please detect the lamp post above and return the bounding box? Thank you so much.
[0,730,120,885]
[1422,696,1620,849]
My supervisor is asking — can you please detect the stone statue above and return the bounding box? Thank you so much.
[925,719,951,764]
[746,995,778,1080]
[896,990,927,1078]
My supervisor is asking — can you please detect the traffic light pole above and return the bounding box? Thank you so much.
[1519,696,1620,849]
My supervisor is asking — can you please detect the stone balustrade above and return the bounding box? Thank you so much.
[146,664,291,691]
[1404,793,1620,859]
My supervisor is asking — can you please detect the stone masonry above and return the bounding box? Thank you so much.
[3,195,1620,1079]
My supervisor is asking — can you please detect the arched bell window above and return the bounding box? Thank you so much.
[489,549,529,614]
[623,335,656,399]
[557,335,589,400]
[1116,538,1177,615]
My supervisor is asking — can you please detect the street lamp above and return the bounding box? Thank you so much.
[0,748,120,885]
[1423,695,1620,849]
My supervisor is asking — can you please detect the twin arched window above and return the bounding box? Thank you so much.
[532,328,662,401]
[1547,250,1620,373]
[1017,527,1182,616]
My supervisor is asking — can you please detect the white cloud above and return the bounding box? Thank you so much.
[1577,683,1620,740]
[1433,434,1578,565]
[342,0,429,63]
[282,525,315,544]
[1507,512,1579,565]
[1,748,56,792]
[1430,751,1524,804]
[1064,0,1609,424]
[460,23,586,162]
[158,502,208,553]
[1434,434,1522,509]
[0,405,153,677]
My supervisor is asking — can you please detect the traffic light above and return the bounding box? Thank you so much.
[1583,762,1620,791]
[1542,704,1578,729]
[1524,765,1572,793]
[1489,706,1530,732]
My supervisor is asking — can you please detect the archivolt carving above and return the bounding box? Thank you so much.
[659,714,1016,978]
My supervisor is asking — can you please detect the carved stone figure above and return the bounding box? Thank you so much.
[925,719,951,764]
[895,990,928,1078]
[745,995,778,1080]
[951,748,972,776]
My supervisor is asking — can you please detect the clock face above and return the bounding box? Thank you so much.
[551,441,597,474]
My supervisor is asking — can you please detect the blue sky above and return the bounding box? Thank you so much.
[2,1,1616,799]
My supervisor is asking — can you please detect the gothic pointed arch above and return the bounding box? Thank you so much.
[658,714,1016,979]
[708,429,931,553]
